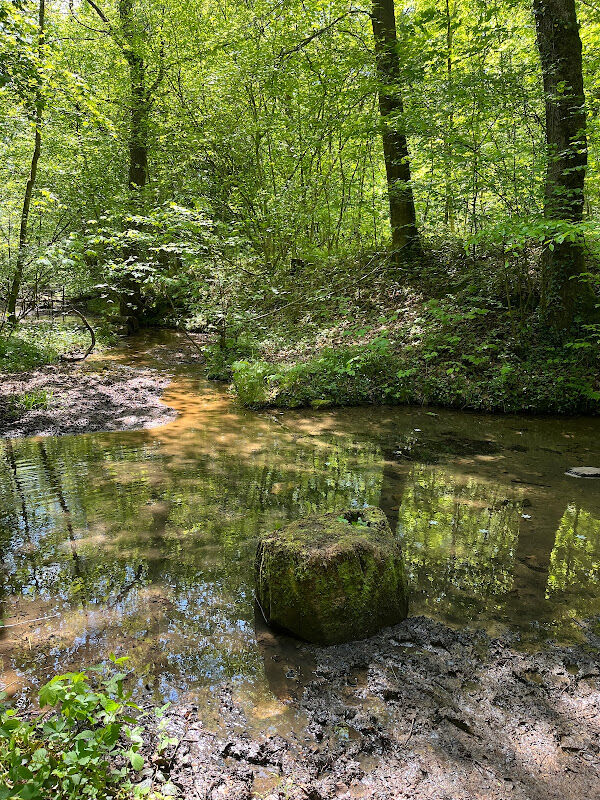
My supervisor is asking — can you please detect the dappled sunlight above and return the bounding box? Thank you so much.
[2,346,600,712]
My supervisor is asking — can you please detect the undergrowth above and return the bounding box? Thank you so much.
[0,318,117,374]
[0,657,175,800]
[199,247,600,414]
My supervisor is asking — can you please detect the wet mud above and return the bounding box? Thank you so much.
[0,332,205,438]
[144,616,600,799]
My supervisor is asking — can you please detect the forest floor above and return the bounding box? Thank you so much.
[0,360,178,437]
[203,256,600,415]
[141,615,600,800]
[0,331,209,437]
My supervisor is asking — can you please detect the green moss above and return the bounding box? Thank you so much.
[255,506,409,645]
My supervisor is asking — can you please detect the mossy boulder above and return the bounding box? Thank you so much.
[255,506,408,645]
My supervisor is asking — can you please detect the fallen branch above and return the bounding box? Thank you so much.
[59,308,96,361]
[1,613,61,629]
[166,293,205,354]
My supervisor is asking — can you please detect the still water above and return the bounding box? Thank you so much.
[1,333,600,717]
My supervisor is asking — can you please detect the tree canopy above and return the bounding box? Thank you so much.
[1,0,599,333]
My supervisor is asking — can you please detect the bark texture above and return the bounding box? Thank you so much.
[6,0,45,325]
[118,0,151,332]
[120,0,149,192]
[371,0,420,254]
[532,0,593,325]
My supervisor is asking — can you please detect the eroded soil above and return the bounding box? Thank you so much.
[138,616,600,800]
[0,333,206,438]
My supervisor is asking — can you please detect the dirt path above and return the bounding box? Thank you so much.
[143,616,600,800]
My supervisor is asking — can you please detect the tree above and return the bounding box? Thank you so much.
[6,0,45,325]
[84,0,164,332]
[370,0,420,253]
[532,0,594,326]
[119,0,150,194]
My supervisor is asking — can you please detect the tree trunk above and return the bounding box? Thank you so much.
[119,0,149,333]
[6,0,45,326]
[532,0,593,326]
[443,0,455,233]
[371,0,420,254]
[126,54,149,192]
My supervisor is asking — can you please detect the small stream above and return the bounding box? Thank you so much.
[1,332,600,730]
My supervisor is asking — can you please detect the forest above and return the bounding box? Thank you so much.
[1,0,600,799]
[0,0,599,411]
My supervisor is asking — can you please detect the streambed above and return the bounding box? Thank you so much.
[1,331,600,798]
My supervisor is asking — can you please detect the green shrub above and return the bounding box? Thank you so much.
[232,338,400,408]
[0,656,147,800]
[231,335,600,415]
[231,359,279,405]
[204,334,259,380]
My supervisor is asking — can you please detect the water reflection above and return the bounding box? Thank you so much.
[0,421,383,699]
[2,333,600,701]
[396,465,521,622]
[548,506,600,611]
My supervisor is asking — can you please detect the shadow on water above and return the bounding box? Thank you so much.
[1,331,600,709]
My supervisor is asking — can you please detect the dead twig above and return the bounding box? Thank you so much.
[402,711,417,746]
[254,592,269,625]
[166,294,205,355]
[1,613,61,629]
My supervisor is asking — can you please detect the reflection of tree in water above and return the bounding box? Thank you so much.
[397,466,522,620]
[0,447,12,645]
[0,430,382,693]
[4,416,600,689]
[547,506,600,609]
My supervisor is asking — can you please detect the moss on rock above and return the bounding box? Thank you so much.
[255,506,409,645]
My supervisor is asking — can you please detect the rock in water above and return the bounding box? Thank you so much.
[566,466,600,478]
[255,506,408,645]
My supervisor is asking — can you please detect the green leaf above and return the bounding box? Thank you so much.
[129,750,144,771]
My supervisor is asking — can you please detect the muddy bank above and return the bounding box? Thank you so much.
[143,616,600,800]
[0,331,207,438]
[0,362,178,438]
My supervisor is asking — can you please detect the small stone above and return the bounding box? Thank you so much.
[560,735,586,751]
[566,466,600,478]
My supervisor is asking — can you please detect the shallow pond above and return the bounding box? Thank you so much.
[2,332,600,728]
